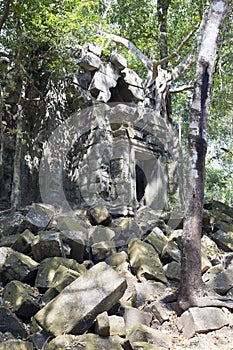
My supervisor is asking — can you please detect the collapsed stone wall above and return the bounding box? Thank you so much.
[1,43,181,212]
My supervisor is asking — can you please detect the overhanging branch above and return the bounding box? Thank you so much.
[170,84,194,93]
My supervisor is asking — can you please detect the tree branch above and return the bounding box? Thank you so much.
[0,0,12,32]
[170,54,195,82]
[170,84,194,93]
[152,25,198,69]
[99,32,152,70]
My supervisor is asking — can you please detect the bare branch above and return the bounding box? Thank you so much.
[152,25,198,69]
[16,63,45,102]
[170,85,194,93]
[170,54,195,82]
[0,0,12,32]
[99,32,152,70]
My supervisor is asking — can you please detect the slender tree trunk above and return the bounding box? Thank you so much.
[10,82,26,210]
[178,0,228,310]
[0,88,4,201]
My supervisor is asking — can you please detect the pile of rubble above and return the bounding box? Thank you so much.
[0,200,232,349]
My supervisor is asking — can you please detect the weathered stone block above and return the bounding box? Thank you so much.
[1,250,39,282]
[122,68,143,87]
[89,226,115,244]
[49,265,80,293]
[177,307,230,338]
[161,240,181,263]
[144,227,168,254]
[12,229,35,254]
[35,257,85,291]
[210,229,233,252]
[78,53,101,71]
[57,215,89,233]
[110,52,127,70]
[106,251,128,267]
[0,306,28,338]
[201,234,219,261]
[86,42,102,56]
[91,241,116,262]
[34,262,127,336]
[89,204,112,225]
[31,231,65,261]
[109,315,126,336]
[60,230,85,263]
[127,324,172,349]
[124,307,152,330]
[132,280,166,308]
[18,204,53,233]
[3,280,40,318]
[164,261,181,281]
[45,333,123,350]
[128,238,167,283]
[0,340,33,350]
[95,311,110,336]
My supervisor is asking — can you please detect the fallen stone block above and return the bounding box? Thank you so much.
[89,226,115,244]
[144,227,168,255]
[0,340,33,350]
[106,251,128,267]
[177,306,230,338]
[211,267,233,295]
[78,52,101,71]
[12,229,35,254]
[60,230,86,263]
[132,280,166,308]
[135,207,161,234]
[128,238,167,283]
[127,324,172,349]
[109,315,126,336]
[110,52,127,70]
[144,301,170,324]
[86,43,102,56]
[201,235,219,261]
[31,231,65,261]
[3,280,40,318]
[95,311,110,336]
[0,306,28,338]
[1,249,39,282]
[18,204,54,233]
[122,68,143,87]
[91,241,116,263]
[35,257,85,291]
[116,218,142,244]
[34,262,127,336]
[210,229,233,252]
[164,261,181,281]
[161,240,181,263]
[88,204,112,225]
[45,333,123,350]
[130,342,165,350]
[124,307,152,331]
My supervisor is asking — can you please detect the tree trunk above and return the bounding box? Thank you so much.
[178,0,228,311]
[10,82,26,210]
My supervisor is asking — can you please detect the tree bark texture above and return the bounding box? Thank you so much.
[178,0,228,310]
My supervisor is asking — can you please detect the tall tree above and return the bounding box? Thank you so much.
[178,0,232,310]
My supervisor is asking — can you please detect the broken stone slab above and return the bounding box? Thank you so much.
[177,306,230,338]
[110,52,127,70]
[57,215,90,233]
[201,251,212,273]
[164,261,181,282]
[208,266,233,295]
[35,257,86,291]
[86,42,102,56]
[88,204,112,225]
[3,280,40,318]
[121,68,143,87]
[124,307,152,331]
[161,240,181,263]
[31,231,66,262]
[109,315,126,336]
[45,333,123,350]
[95,311,110,336]
[96,89,112,102]
[106,251,128,267]
[0,306,28,338]
[128,85,144,101]
[132,280,167,308]
[1,249,39,282]
[210,229,233,252]
[144,227,168,255]
[12,229,35,254]
[115,218,142,245]
[130,342,165,350]
[135,207,161,234]
[127,324,172,349]
[128,238,167,283]
[18,204,54,233]
[34,262,127,336]
[144,301,170,324]
[89,71,118,98]
[60,230,86,263]
[201,234,219,261]
[0,340,33,350]
[78,52,101,71]
[99,62,121,80]
[89,226,115,244]
[91,241,116,263]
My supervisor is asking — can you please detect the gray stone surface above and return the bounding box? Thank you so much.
[177,307,230,338]
[127,324,172,348]
[109,315,126,336]
[124,307,152,330]
[12,229,35,254]
[88,204,112,225]
[31,231,65,261]
[3,280,40,318]
[60,230,85,263]
[128,238,167,283]
[91,241,116,262]
[78,52,101,71]
[95,311,110,336]
[0,340,33,350]
[110,52,127,69]
[34,262,126,336]
[144,227,168,254]
[0,306,28,338]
